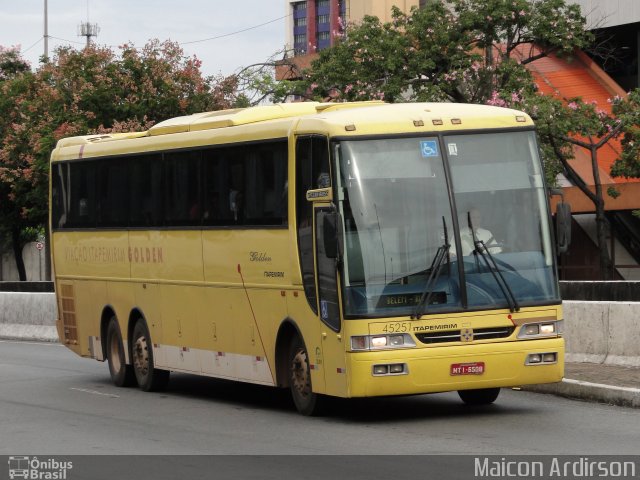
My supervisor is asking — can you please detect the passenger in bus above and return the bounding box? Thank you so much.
[229,188,243,222]
[189,197,201,222]
[460,208,502,256]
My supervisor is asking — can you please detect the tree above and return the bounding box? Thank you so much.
[0,46,35,280]
[610,89,640,179]
[270,0,639,279]
[487,88,640,279]
[0,41,240,280]
[299,0,592,104]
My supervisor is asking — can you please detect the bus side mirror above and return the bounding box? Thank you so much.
[556,202,572,254]
[322,211,343,260]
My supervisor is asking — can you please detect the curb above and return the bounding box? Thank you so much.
[523,379,640,409]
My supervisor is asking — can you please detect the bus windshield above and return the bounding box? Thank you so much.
[335,131,559,318]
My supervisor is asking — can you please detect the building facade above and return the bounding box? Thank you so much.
[284,0,420,56]
[572,0,640,90]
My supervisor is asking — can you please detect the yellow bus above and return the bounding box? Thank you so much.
[50,102,564,415]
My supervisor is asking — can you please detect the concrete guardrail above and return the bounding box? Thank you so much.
[0,292,639,368]
[563,301,640,367]
[0,292,58,342]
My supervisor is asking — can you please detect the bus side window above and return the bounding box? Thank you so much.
[129,155,163,227]
[164,151,202,226]
[52,163,69,228]
[68,162,96,228]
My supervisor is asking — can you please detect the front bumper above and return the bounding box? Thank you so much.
[346,337,564,397]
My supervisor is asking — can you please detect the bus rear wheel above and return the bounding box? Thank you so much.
[288,337,324,416]
[131,319,170,392]
[458,388,500,405]
[106,317,135,387]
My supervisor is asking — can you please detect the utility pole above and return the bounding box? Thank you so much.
[43,0,48,61]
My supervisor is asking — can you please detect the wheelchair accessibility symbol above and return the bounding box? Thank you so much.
[420,140,439,157]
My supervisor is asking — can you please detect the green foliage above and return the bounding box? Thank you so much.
[607,186,621,199]
[610,89,640,179]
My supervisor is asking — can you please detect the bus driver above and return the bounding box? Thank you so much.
[460,208,502,256]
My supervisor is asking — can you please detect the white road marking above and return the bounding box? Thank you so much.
[70,387,120,398]
[563,378,640,394]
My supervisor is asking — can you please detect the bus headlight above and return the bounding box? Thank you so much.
[350,334,416,351]
[518,320,563,339]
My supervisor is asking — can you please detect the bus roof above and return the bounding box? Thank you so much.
[51,102,533,161]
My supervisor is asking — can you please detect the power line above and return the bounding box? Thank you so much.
[48,35,85,46]
[179,13,290,46]
[22,37,43,54]
[24,13,290,58]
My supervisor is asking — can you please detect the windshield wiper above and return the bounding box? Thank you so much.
[468,212,520,313]
[411,217,450,320]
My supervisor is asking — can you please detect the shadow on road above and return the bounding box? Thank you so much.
[127,372,535,422]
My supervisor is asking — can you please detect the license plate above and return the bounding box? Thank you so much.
[450,362,485,375]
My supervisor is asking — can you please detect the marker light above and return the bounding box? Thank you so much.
[389,364,405,374]
[372,363,408,376]
[351,336,367,350]
[373,365,389,375]
[528,354,542,364]
[526,352,558,365]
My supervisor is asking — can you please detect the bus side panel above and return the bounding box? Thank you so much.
[159,284,203,372]
[52,231,130,357]
[74,280,108,358]
[244,289,288,384]
[198,287,237,379]
[130,230,204,371]
[202,229,290,385]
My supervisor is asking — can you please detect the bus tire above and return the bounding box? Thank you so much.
[106,317,135,387]
[458,387,500,405]
[131,319,170,392]
[288,336,324,416]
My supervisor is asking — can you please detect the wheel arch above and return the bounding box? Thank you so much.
[100,305,118,360]
[274,318,304,388]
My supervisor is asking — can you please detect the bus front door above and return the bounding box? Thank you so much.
[314,207,349,397]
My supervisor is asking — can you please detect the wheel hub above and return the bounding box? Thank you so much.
[133,335,149,376]
[291,349,311,397]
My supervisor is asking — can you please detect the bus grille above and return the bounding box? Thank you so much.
[415,326,515,344]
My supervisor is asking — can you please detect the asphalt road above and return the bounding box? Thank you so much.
[1,340,639,456]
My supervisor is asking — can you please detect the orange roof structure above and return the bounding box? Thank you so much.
[522,49,640,213]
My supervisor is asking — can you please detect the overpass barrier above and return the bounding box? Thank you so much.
[0,292,58,342]
[563,301,640,367]
[0,292,639,367]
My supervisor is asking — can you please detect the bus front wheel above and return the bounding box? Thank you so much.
[106,317,135,387]
[458,388,500,405]
[288,337,324,416]
[131,319,170,392]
